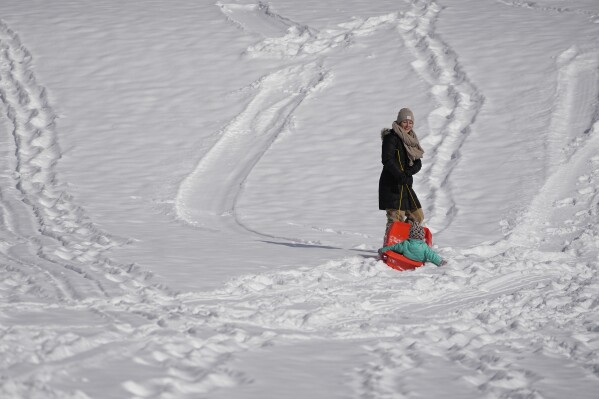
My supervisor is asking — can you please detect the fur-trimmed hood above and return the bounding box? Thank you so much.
[380,127,393,140]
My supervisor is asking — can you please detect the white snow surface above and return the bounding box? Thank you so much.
[1,0,598,397]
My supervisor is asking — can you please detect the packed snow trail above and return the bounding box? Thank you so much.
[175,61,327,227]
[510,47,599,248]
[466,46,599,254]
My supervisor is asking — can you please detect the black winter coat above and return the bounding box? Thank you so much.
[378,129,422,210]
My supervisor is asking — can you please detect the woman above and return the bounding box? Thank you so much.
[378,107,424,231]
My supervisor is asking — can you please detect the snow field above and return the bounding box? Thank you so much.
[0,0,598,398]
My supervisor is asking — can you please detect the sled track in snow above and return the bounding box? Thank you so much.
[545,47,599,175]
[397,0,484,233]
[466,46,599,252]
[175,61,328,228]
[175,2,328,231]
[508,47,599,248]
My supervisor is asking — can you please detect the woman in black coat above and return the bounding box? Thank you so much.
[378,108,424,230]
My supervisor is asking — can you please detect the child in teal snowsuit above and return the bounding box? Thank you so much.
[379,222,446,266]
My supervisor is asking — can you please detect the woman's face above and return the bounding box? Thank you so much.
[399,119,414,130]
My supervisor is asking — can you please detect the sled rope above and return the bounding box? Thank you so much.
[397,149,418,211]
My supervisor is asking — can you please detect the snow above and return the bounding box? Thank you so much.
[0,0,598,397]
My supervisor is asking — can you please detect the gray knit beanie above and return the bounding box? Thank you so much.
[409,222,425,240]
[396,108,415,123]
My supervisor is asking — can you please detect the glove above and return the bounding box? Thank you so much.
[439,259,448,266]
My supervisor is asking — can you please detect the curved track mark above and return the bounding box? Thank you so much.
[175,62,327,227]
[396,0,484,232]
[507,48,599,247]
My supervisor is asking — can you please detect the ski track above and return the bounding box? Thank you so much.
[2,2,599,398]
[397,0,484,233]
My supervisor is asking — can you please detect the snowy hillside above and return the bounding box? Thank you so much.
[0,0,598,398]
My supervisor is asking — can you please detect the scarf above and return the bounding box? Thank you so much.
[392,121,424,166]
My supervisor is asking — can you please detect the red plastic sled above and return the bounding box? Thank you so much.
[380,221,433,271]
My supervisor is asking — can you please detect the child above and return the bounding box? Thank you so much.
[379,222,447,266]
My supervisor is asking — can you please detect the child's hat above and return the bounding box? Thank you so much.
[409,222,425,240]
